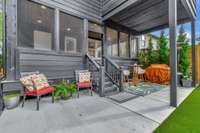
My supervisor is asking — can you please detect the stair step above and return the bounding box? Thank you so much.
[104,86,118,93]
[104,91,120,97]
[104,82,113,87]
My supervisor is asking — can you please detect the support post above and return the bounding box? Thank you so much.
[191,20,196,87]
[169,0,177,107]
[83,19,88,55]
[99,66,105,97]
[119,69,124,92]
[83,19,88,69]
[54,9,60,51]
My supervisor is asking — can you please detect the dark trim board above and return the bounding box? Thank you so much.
[104,19,140,35]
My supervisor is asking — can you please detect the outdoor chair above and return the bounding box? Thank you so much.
[20,72,54,111]
[123,70,130,83]
[137,67,145,81]
[75,70,93,98]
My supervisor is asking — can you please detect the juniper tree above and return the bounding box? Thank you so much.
[178,25,190,79]
[158,30,169,64]
[147,37,154,66]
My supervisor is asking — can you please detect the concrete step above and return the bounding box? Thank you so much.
[104,86,118,94]
[104,81,113,88]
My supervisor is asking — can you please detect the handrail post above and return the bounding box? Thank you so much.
[119,69,123,92]
[99,66,105,97]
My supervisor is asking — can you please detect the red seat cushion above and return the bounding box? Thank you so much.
[77,82,92,88]
[24,86,54,95]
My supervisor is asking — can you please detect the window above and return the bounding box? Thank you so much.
[107,28,118,56]
[119,32,129,58]
[18,0,55,50]
[60,12,83,53]
[130,36,138,58]
[88,22,103,33]
[88,38,102,58]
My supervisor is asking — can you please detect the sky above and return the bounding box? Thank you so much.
[152,0,200,40]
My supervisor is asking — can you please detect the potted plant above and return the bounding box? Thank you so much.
[4,91,20,109]
[182,75,192,88]
[178,25,191,87]
[53,80,76,100]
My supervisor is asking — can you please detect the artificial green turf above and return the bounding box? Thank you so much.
[154,87,200,133]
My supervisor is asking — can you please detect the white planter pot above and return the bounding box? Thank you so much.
[4,96,20,109]
[181,79,192,88]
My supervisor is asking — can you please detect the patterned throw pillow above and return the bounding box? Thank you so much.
[31,73,50,90]
[20,74,36,91]
[79,72,91,83]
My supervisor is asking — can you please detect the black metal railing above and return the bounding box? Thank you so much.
[103,56,123,91]
[86,53,100,72]
[85,54,105,96]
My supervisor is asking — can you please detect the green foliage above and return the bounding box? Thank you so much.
[177,25,187,43]
[0,54,2,68]
[146,37,154,65]
[178,25,190,80]
[157,31,169,64]
[4,94,20,100]
[139,50,146,66]
[53,80,76,100]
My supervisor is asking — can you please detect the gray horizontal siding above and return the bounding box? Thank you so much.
[17,48,84,79]
[32,0,102,22]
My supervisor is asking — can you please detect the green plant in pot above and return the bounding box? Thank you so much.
[53,80,76,100]
[4,91,20,109]
[178,25,192,87]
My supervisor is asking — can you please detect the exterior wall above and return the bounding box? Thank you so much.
[3,0,102,91]
[139,34,159,50]
[16,49,83,80]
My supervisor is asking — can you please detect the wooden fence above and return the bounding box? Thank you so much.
[189,44,200,84]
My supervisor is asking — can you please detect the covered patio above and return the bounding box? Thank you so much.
[102,0,197,107]
[0,0,197,132]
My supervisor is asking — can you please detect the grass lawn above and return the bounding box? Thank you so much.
[154,87,200,133]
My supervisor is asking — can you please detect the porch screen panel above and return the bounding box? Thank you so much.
[107,28,118,56]
[119,32,129,58]
[60,12,83,54]
[130,36,138,58]
[0,0,4,78]
[18,0,55,50]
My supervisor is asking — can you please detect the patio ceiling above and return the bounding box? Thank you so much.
[103,0,196,34]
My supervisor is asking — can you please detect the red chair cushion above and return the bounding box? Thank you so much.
[77,82,92,88]
[24,86,54,95]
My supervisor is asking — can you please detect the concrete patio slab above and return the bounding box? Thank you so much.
[0,87,194,133]
[120,87,194,123]
[0,96,158,133]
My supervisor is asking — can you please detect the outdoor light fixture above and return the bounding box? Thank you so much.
[66,28,71,31]
[41,5,47,9]
[37,19,42,24]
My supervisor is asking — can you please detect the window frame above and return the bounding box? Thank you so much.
[106,27,119,57]
[119,31,129,58]
[59,11,84,54]
[17,0,55,51]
